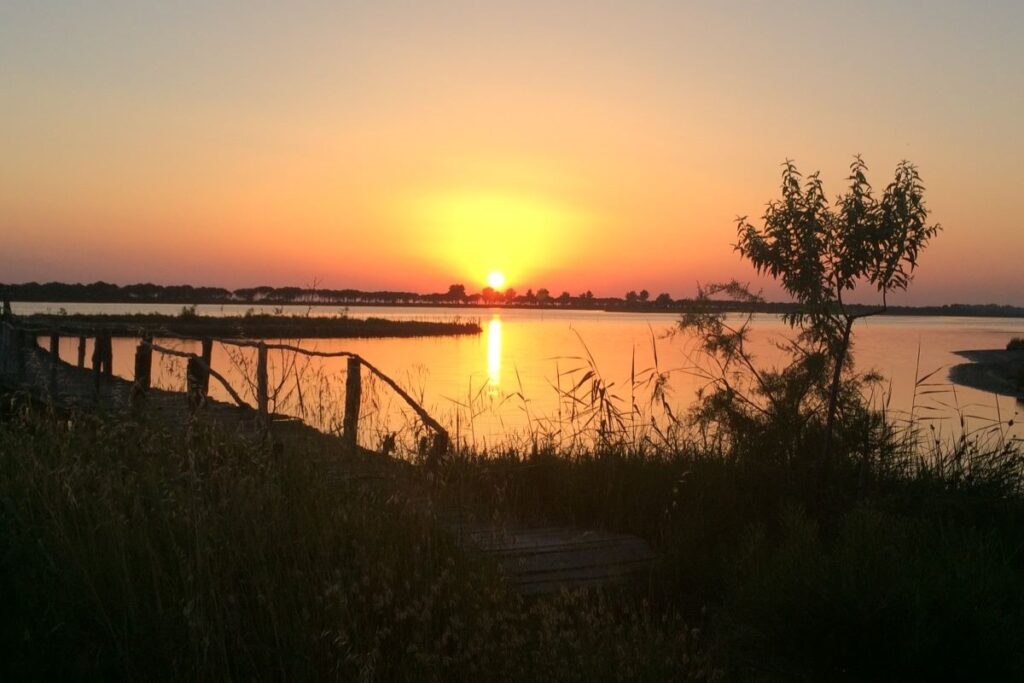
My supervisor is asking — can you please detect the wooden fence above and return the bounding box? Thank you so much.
[0,305,449,462]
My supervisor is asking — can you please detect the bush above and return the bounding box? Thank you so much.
[435,409,1024,680]
[721,504,1024,679]
[1007,337,1024,351]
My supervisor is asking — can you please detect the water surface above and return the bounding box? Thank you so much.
[17,302,1023,448]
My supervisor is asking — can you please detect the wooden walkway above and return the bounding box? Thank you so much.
[0,314,655,595]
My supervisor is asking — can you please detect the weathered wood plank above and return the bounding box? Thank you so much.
[343,356,361,448]
[200,337,213,395]
[453,523,656,595]
[256,342,268,420]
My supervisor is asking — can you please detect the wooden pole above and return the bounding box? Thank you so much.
[92,335,102,396]
[48,332,59,397]
[77,336,87,367]
[1,325,19,380]
[131,337,152,411]
[186,356,204,412]
[15,330,25,381]
[428,431,450,470]
[102,334,113,379]
[256,343,269,422]
[343,356,361,449]
[200,338,213,396]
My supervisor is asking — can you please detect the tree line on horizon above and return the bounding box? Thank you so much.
[2,280,1022,317]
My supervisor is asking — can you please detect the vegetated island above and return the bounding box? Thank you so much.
[16,311,482,339]
[949,340,1024,400]
[4,281,1024,317]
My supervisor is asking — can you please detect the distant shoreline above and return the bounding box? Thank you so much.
[11,298,1024,319]
[3,281,1023,318]
[15,312,482,340]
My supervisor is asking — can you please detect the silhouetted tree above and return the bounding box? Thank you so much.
[446,284,467,302]
[536,288,551,304]
[625,290,639,303]
[655,292,673,307]
[639,289,650,302]
[735,156,940,461]
[504,288,517,302]
[557,291,572,305]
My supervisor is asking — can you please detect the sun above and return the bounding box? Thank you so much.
[486,271,506,289]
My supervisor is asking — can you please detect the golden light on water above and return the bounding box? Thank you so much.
[486,315,502,394]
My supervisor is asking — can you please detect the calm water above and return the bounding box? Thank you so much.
[16,302,1024,448]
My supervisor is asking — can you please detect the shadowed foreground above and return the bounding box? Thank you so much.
[0,321,656,598]
[3,322,1024,678]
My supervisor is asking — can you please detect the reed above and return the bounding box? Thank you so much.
[3,327,1022,679]
[427,346,1024,680]
[0,398,715,680]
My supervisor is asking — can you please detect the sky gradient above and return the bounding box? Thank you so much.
[2,1,1022,304]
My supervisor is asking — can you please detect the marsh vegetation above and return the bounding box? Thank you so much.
[3,159,1022,680]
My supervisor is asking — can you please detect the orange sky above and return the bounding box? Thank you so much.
[1,2,1022,304]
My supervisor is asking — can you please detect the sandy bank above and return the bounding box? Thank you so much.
[948,349,1024,401]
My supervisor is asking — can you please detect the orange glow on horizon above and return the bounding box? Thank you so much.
[401,189,594,289]
[2,3,1022,305]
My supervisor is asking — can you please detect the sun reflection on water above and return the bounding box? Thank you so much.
[486,315,502,395]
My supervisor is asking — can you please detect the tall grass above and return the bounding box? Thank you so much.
[427,345,1024,679]
[6,326,1024,679]
[0,398,715,680]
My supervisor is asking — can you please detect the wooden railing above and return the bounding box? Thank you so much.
[0,305,449,462]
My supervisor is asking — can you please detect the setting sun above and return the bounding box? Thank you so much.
[487,271,506,289]
[401,189,592,289]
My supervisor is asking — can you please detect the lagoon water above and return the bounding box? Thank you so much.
[15,302,1024,449]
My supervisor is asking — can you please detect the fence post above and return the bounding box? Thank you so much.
[131,336,152,411]
[92,335,102,396]
[429,431,450,469]
[14,330,25,381]
[77,336,87,368]
[0,324,17,380]
[343,356,361,449]
[186,356,205,412]
[200,338,213,396]
[48,331,60,397]
[256,342,269,423]
[102,334,113,379]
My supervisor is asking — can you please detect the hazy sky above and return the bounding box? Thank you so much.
[2,1,1022,304]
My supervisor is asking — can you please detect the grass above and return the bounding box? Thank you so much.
[433,427,1024,679]
[0,397,714,681]
[426,346,1024,680]
[3,332,1024,679]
